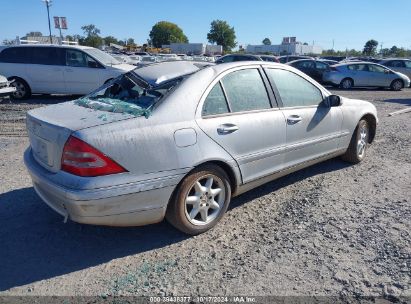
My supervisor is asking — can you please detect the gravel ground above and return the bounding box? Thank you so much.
[0,88,410,301]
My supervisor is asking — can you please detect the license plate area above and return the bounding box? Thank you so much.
[31,136,53,166]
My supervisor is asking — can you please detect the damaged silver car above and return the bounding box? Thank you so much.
[24,61,378,235]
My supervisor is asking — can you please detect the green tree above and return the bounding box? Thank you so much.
[26,31,42,37]
[207,20,237,52]
[81,24,101,37]
[84,36,102,48]
[149,21,188,48]
[103,35,120,46]
[127,38,135,46]
[363,39,378,56]
[80,24,102,47]
[262,38,271,45]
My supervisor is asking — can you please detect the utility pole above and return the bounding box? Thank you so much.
[332,39,335,50]
[42,0,53,44]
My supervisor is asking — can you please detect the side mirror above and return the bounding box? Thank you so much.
[324,95,341,107]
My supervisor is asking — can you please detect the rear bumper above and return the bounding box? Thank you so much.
[24,148,180,227]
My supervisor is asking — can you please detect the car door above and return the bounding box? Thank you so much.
[366,64,393,87]
[25,47,66,94]
[63,48,104,94]
[264,68,343,169]
[196,66,286,183]
[347,64,369,86]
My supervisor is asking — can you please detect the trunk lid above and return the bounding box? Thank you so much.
[26,101,138,173]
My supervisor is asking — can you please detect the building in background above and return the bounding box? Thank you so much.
[162,43,223,55]
[247,37,322,55]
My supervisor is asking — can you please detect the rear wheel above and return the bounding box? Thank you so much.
[390,79,404,91]
[166,165,231,235]
[342,120,369,163]
[10,78,31,100]
[340,78,354,89]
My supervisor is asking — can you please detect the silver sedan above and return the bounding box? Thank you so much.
[24,61,378,235]
[323,62,410,90]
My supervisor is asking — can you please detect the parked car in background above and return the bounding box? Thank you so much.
[0,45,135,99]
[319,59,339,66]
[215,54,263,64]
[0,74,16,99]
[287,59,331,83]
[127,55,142,66]
[323,62,410,90]
[320,56,346,62]
[24,61,378,235]
[379,59,411,82]
[135,52,150,56]
[278,55,313,64]
[259,55,280,63]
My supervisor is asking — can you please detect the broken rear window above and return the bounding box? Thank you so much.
[75,73,181,118]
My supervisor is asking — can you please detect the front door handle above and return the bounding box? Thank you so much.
[217,123,239,135]
[287,115,302,125]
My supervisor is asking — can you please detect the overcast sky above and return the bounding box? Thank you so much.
[1,0,410,51]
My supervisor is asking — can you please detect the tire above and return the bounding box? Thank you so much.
[342,119,369,164]
[166,164,231,235]
[9,77,31,100]
[390,79,404,91]
[340,78,354,89]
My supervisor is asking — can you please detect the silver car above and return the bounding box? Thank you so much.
[379,58,411,83]
[323,62,410,90]
[24,61,378,235]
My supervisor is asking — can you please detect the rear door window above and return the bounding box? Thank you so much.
[266,68,323,107]
[347,64,368,71]
[0,47,29,63]
[405,61,411,68]
[29,47,64,65]
[315,61,329,70]
[221,69,271,112]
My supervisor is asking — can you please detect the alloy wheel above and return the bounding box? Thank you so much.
[357,124,369,158]
[184,175,225,226]
[11,81,26,99]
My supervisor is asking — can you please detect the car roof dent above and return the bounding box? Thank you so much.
[134,61,205,86]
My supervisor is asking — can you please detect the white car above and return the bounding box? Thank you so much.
[0,74,15,99]
[0,45,135,99]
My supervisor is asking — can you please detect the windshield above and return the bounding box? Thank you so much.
[83,48,121,66]
[75,73,181,118]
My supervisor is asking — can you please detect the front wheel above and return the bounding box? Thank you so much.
[340,78,354,89]
[166,165,231,235]
[342,120,369,164]
[10,78,31,100]
[390,79,404,91]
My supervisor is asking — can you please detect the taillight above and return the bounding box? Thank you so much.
[61,136,127,177]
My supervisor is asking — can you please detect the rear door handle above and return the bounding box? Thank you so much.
[287,115,302,125]
[217,123,239,135]
[65,68,73,72]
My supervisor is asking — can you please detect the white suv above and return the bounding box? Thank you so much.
[0,45,135,99]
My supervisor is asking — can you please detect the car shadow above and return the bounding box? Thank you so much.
[0,158,351,291]
[384,98,411,106]
[229,157,350,209]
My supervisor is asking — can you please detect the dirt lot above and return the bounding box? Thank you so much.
[0,89,410,301]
